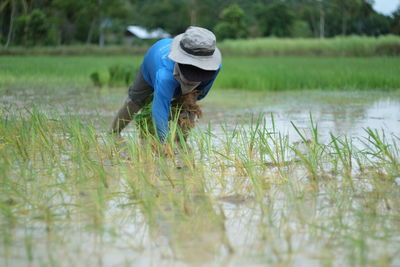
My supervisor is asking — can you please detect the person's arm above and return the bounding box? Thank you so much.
[152,70,177,142]
[197,67,221,100]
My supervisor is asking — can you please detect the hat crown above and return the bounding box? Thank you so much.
[180,26,216,55]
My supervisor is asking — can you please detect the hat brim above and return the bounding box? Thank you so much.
[179,64,217,82]
[168,33,221,71]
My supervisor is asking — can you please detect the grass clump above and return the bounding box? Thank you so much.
[107,64,137,87]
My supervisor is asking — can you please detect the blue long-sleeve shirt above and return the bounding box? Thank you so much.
[141,38,221,141]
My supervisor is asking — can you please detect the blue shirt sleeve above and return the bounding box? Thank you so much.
[152,69,178,141]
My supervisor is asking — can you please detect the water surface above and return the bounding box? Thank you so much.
[1,89,399,266]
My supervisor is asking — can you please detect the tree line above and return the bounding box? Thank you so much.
[1,0,399,47]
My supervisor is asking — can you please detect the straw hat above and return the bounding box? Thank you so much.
[169,26,222,74]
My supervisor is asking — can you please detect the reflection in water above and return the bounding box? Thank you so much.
[2,89,400,138]
[141,164,233,265]
[204,90,400,143]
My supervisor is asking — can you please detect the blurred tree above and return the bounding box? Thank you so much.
[13,14,29,45]
[74,0,99,44]
[190,0,197,25]
[192,0,226,30]
[318,0,325,38]
[301,4,320,37]
[14,9,48,45]
[291,20,313,37]
[27,9,48,45]
[214,4,248,40]
[351,1,391,35]
[0,0,27,47]
[1,0,398,46]
[363,12,391,35]
[392,6,400,35]
[47,0,126,45]
[49,0,81,44]
[256,2,294,37]
[330,0,362,35]
[97,0,127,47]
[285,0,318,37]
[132,0,190,35]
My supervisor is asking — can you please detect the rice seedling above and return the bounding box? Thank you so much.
[290,115,326,186]
[361,127,399,178]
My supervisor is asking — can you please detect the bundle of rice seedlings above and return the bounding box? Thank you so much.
[134,91,202,142]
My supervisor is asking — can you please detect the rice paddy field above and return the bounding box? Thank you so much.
[1,48,400,266]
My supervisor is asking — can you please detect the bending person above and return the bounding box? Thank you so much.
[111,26,222,142]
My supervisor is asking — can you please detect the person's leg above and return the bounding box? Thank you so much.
[111,97,141,135]
[110,65,153,135]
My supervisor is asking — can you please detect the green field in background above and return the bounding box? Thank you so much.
[1,56,400,91]
[219,35,400,57]
[1,35,400,57]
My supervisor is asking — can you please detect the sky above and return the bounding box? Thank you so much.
[373,0,399,15]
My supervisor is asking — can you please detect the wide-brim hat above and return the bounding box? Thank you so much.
[169,26,222,72]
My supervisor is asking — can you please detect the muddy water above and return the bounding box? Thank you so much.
[2,88,399,138]
[1,89,400,266]
[202,90,400,142]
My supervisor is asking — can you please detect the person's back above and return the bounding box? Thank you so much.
[141,38,175,87]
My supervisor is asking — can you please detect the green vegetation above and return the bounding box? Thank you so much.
[214,4,248,41]
[217,57,400,91]
[219,35,400,57]
[1,35,400,265]
[0,109,399,265]
[1,0,399,47]
[0,45,149,56]
[1,55,400,92]
[255,1,295,37]
[2,36,400,57]
[0,55,141,90]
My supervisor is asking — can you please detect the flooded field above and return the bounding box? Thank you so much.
[1,88,400,266]
[205,90,400,142]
